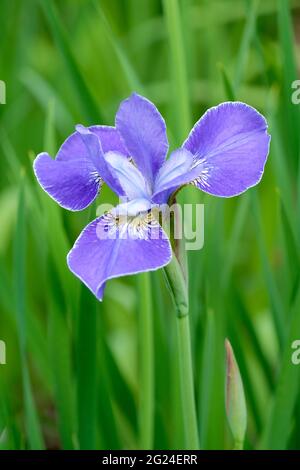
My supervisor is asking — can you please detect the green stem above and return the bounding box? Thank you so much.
[163,256,199,449]
[176,315,200,449]
[163,253,188,318]
[139,272,154,449]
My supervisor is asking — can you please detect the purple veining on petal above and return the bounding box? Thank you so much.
[56,126,128,162]
[67,209,172,300]
[33,140,102,211]
[182,101,271,197]
[33,125,128,211]
[33,150,102,211]
[88,125,129,156]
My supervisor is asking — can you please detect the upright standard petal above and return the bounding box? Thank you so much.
[115,93,169,185]
[67,208,172,300]
[182,102,270,197]
[88,125,129,156]
[56,126,128,162]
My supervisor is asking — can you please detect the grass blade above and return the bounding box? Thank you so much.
[14,175,44,449]
[163,0,191,142]
[138,273,154,449]
[261,284,300,449]
[40,0,102,123]
[76,286,97,449]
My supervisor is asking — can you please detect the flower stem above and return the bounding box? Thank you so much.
[138,272,154,449]
[176,314,199,449]
[163,254,188,318]
[163,255,199,449]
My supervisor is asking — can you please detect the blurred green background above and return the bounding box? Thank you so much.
[1,0,300,450]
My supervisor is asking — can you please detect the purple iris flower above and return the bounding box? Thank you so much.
[33,93,270,300]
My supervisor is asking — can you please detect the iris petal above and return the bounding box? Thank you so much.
[33,125,129,211]
[115,93,169,185]
[105,151,151,200]
[153,148,194,201]
[56,126,128,162]
[76,125,125,196]
[153,102,270,203]
[111,198,153,216]
[67,208,172,300]
[88,125,129,155]
[182,102,271,197]
[34,152,101,211]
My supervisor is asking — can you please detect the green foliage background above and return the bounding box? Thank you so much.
[0,0,300,450]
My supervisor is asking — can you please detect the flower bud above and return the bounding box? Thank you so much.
[225,339,247,449]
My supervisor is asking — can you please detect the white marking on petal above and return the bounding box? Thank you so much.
[98,210,160,240]
[190,157,212,188]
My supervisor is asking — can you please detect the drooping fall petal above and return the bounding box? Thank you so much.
[67,205,172,300]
